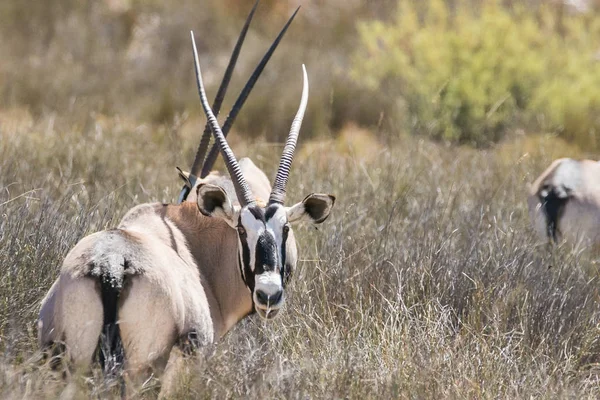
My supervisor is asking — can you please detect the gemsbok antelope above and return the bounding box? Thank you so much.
[38,2,335,389]
[528,158,600,246]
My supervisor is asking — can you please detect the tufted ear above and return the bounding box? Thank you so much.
[177,167,192,187]
[197,184,237,225]
[178,167,201,203]
[287,193,335,224]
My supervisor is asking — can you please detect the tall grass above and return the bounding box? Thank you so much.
[1,115,599,397]
[2,0,600,398]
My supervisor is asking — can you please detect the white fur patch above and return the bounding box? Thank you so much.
[255,272,283,295]
[286,201,307,223]
[268,206,288,227]
[266,206,288,255]
[239,209,265,271]
[254,272,284,311]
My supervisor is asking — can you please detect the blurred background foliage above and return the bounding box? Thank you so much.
[353,0,600,148]
[0,0,599,149]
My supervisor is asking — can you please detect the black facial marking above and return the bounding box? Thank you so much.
[237,205,290,294]
[264,204,291,285]
[237,215,254,291]
[264,204,280,221]
[255,231,278,274]
[248,205,265,222]
[281,225,290,286]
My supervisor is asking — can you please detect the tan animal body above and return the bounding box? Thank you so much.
[38,3,335,389]
[528,158,600,246]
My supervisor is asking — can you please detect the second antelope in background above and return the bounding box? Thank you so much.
[38,2,335,392]
[528,158,600,247]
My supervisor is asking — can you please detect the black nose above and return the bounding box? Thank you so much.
[255,289,283,305]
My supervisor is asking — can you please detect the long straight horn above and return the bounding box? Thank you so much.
[200,6,301,178]
[189,0,259,179]
[191,32,256,207]
[269,65,308,205]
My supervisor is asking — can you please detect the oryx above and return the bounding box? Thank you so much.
[528,158,600,246]
[38,2,335,389]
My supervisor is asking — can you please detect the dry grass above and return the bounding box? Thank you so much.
[0,0,394,141]
[2,1,600,398]
[2,109,600,398]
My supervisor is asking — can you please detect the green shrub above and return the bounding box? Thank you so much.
[351,0,600,148]
[530,12,600,150]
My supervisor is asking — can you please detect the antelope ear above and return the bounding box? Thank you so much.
[287,193,335,224]
[197,184,236,224]
[177,167,192,187]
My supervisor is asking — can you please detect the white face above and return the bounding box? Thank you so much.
[237,204,292,320]
[196,183,335,320]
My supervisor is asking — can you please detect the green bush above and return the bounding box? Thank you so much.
[531,11,600,150]
[351,0,600,148]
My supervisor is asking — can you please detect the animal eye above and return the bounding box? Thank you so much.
[283,224,290,234]
[237,226,246,236]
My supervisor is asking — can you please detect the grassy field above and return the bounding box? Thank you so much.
[1,112,600,398]
[2,0,600,398]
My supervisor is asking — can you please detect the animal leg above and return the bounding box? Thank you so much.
[60,275,104,368]
[158,331,208,398]
[118,275,179,393]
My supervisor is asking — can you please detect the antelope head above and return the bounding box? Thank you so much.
[190,34,335,320]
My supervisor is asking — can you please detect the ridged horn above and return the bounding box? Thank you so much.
[269,65,308,205]
[188,0,259,179]
[200,6,301,179]
[191,32,256,207]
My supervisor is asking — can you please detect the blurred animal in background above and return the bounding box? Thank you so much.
[528,158,600,247]
[38,2,335,393]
